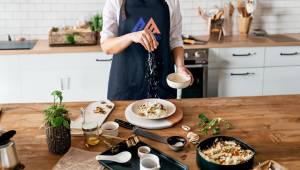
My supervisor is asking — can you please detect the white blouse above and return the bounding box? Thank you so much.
[100,0,183,50]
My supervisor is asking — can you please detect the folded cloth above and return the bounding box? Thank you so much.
[52,147,105,170]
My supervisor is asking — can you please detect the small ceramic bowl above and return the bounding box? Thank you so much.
[138,146,151,158]
[167,73,191,89]
[101,121,119,137]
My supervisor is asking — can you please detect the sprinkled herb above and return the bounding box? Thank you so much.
[197,113,233,136]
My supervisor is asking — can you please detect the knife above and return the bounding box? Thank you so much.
[114,119,168,144]
[114,119,136,130]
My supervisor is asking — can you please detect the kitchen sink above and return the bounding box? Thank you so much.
[267,34,300,42]
[0,40,37,50]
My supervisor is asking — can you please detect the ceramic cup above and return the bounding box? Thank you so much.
[138,146,151,158]
[101,121,119,137]
[140,154,160,170]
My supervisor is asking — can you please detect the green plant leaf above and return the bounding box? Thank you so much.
[212,127,220,135]
[198,113,209,123]
[51,117,64,128]
[66,34,76,44]
[63,119,70,129]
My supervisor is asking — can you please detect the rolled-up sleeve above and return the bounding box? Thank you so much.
[169,0,183,50]
[100,0,119,43]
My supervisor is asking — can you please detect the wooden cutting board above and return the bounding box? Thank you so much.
[125,103,183,130]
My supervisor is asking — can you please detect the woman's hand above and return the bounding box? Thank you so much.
[177,66,194,85]
[130,30,159,52]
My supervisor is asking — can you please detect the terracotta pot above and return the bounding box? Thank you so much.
[45,122,71,155]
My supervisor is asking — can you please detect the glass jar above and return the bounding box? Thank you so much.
[82,121,100,146]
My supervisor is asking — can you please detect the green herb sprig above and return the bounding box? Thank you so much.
[198,113,233,136]
[44,90,70,128]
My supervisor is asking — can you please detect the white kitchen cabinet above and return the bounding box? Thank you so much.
[0,55,22,103]
[216,68,263,97]
[265,46,300,66]
[263,66,300,95]
[20,52,112,103]
[209,47,265,69]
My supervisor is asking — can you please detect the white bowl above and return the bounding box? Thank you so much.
[167,73,191,89]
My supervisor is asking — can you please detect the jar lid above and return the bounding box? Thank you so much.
[82,121,98,131]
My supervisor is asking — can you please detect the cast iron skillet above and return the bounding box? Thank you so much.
[196,136,256,170]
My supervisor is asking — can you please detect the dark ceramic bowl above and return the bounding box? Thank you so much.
[196,136,256,170]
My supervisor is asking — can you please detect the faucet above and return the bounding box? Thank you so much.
[8,35,12,41]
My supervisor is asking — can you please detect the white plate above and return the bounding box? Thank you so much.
[130,98,176,120]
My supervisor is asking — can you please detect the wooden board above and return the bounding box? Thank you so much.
[125,103,183,129]
[1,95,300,170]
[71,100,115,136]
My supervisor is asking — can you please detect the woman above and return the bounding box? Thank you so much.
[101,0,194,100]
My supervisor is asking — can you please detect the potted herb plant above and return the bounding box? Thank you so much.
[44,90,71,155]
[90,13,103,43]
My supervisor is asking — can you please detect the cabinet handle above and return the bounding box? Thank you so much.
[280,52,299,56]
[232,52,256,57]
[67,77,71,90]
[230,72,255,76]
[96,58,113,62]
[60,78,64,90]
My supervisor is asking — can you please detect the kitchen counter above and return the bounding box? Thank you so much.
[1,95,300,169]
[0,40,102,55]
[184,33,300,49]
[1,34,300,55]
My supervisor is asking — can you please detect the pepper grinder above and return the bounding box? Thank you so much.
[0,130,22,169]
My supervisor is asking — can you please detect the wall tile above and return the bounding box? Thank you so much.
[0,0,300,40]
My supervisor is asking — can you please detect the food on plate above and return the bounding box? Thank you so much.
[199,139,254,165]
[137,101,167,118]
[94,106,106,114]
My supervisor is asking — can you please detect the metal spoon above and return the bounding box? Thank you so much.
[95,151,132,163]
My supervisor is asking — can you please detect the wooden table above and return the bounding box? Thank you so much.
[1,95,300,170]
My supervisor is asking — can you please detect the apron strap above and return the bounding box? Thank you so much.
[120,0,127,21]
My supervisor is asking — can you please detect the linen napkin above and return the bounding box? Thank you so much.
[52,147,105,170]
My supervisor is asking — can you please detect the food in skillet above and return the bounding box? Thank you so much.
[199,139,254,165]
[137,102,167,118]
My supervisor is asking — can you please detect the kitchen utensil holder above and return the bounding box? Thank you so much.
[209,19,224,42]
[238,16,253,35]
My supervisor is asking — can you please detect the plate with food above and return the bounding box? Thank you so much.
[130,99,176,120]
[196,136,256,170]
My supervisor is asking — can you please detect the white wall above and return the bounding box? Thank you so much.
[0,0,300,41]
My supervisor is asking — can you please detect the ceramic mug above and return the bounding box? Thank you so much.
[140,154,160,170]
[138,146,151,158]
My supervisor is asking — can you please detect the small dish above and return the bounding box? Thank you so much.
[138,146,151,158]
[101,121,119,137]
[167,73,191,89]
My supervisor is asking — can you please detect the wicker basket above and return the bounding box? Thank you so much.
[45,122,71,155]
[49,31,97,47]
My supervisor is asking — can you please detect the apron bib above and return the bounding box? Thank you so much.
[107,0,176,100]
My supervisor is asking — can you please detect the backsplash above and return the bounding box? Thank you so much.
[0,0,300,40]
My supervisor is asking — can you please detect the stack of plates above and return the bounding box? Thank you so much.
[125,99,183,130]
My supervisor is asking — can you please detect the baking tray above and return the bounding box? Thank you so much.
[97,141,188,170]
